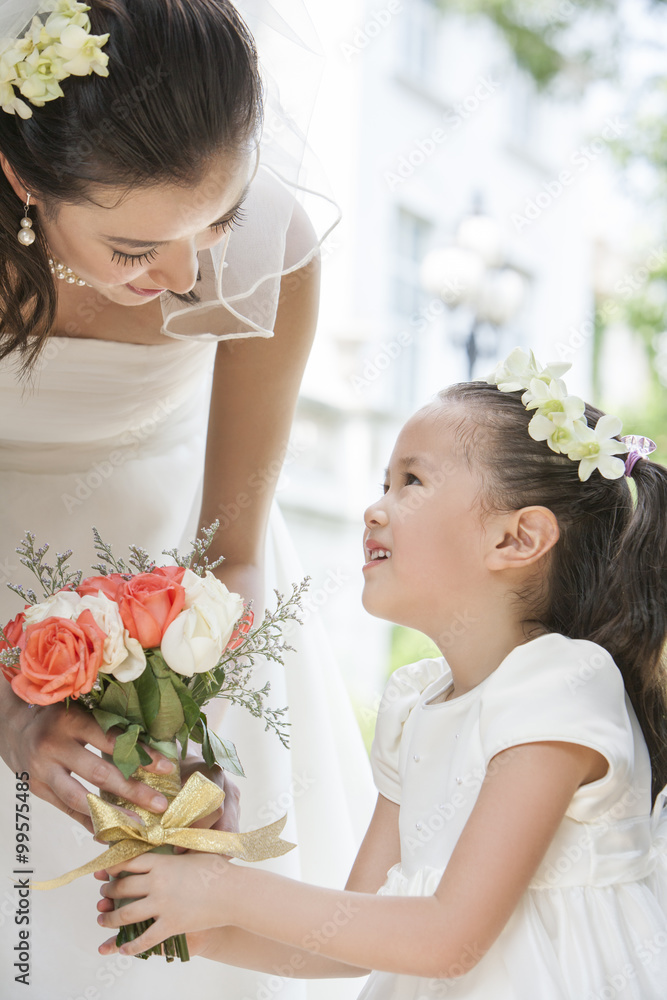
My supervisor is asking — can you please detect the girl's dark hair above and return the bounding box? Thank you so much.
[440,382,667,804]
[0,0,263,374]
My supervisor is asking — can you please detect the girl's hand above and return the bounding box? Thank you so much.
[0,679,173,832]
[96,852,236,956]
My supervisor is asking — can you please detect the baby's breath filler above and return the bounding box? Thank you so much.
[486,348,628,482]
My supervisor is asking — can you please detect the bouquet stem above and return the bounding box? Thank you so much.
[101,747,190,962]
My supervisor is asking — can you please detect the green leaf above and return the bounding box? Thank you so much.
[99,679,145,729]
[177,722,189,759]
[123,680,146,728]
[147,679,185,742]
[113,724,151,780]
[173,682,201,731]
[203,725,245,778]
[148,650,172,679]
[98,681,128,718]
[92,709,129,734]
[189,718,205,744]
[134,662,160,727]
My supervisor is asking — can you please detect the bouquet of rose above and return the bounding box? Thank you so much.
[0,523,307,962]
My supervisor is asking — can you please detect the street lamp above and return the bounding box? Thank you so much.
[420,205,527,379]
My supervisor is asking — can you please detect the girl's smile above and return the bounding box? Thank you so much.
[363,539,392,569]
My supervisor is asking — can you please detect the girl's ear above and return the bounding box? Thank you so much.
[485,506,559,571]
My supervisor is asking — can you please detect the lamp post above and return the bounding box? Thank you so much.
[420,206,527,379]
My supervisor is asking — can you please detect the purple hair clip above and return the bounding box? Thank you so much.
[620,435,657,477]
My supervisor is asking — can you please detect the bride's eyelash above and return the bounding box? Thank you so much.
[110,247,159,267]
[210,207,247,233]
[110,208,247,267]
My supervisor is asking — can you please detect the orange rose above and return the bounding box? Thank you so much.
[11,611,105,706]
[77,573,127,602]
[152,566,186,584]
[226,607,254,651]
[119,572,185,648]
[0,611,26,683]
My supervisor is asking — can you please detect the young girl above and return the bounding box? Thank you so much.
[96,349,667,997]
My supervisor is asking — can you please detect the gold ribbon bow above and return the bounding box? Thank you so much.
[31,771,294,891]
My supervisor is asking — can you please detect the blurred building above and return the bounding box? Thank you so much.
[276,0,623,701]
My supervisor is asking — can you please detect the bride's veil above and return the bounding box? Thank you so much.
[0,0,339,342]
[160,0,341,342]
[0,1,43,40]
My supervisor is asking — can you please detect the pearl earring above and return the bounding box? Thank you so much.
[18,192,35,246]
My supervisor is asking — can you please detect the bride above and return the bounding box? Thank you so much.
[0,2,373,998]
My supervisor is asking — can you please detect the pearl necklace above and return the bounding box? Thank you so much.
[48,256,92,288]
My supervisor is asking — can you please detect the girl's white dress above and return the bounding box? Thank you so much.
[0,164,374,1000]
[359,633,667,1000]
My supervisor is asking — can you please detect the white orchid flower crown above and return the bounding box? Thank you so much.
[486,348,655,482]
[0,0,109,120]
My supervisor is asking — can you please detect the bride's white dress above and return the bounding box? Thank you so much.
[0,176,374,998]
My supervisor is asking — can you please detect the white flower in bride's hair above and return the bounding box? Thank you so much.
[487,347,571,393]
[0,1,109,119]
[15,44,67,106]
[565,414,629,482]
[76,593,146,682]
[53,23,110,78]
[0,38,34,117]
[0,79,31,118]
[43,1,92,39]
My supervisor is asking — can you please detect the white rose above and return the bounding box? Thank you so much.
[77,593,146,682]
[180,570,242,614]
[24,590,82,624]
[161,572,244,677]
[160,604,224,677]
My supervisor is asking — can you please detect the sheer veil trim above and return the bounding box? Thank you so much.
[159,164,341,343]
[159,0,340,342]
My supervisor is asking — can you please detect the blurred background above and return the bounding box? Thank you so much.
[270,0,667,747]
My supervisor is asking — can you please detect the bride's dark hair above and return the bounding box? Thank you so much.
[0,0,263,374]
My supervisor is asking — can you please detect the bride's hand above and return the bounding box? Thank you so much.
[176,754,241,837]
[0,677,174,833]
